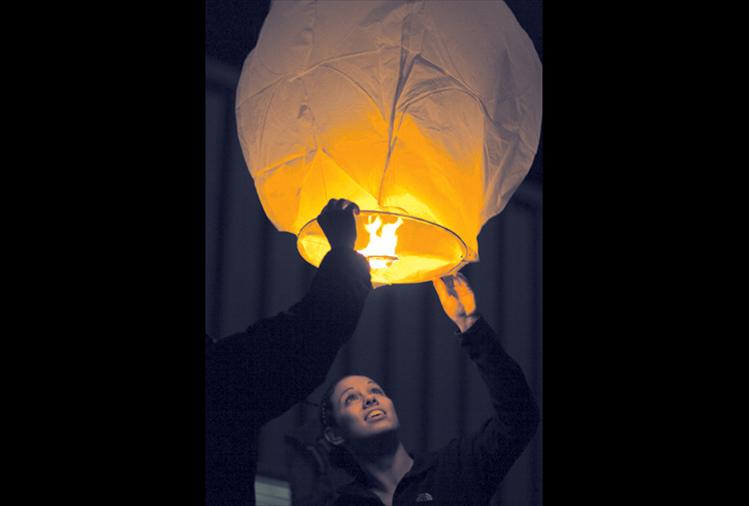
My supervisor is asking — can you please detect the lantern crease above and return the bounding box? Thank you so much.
[298,78,320,149]
[378,42,417,203]
[399,54,476,105]
[315,64,385,123]
[289,49,389,84]
[236,84,281,176]
[253,150,315,180]
[238,49,397,105]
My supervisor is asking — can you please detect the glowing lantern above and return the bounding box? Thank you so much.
[236,0,542,285]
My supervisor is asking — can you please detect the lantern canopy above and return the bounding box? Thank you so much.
[236,0,542,285]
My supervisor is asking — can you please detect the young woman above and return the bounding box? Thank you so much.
[320,273,540,506]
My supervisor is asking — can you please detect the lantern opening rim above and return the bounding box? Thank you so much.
[297,209,468,253]
[297,210,470,284]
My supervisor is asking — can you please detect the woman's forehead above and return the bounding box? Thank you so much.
[333,375,380,395]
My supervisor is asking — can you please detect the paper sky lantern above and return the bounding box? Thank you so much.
[236,0,542,285]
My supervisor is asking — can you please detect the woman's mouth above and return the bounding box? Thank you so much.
[365,409,386,421]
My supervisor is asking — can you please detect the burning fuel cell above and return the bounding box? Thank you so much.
[357,215,403,269]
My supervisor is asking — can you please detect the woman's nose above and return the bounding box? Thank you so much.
[364,396,379,407]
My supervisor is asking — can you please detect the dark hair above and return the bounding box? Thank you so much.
[318,375,369,476]
[319,379,339,430]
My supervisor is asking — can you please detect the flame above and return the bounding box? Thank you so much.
[356,215,404,269]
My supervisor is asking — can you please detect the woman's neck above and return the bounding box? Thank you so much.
[352,440,414,503]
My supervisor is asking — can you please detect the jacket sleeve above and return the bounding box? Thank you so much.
[451,316,540,502]
[206,247,372,428]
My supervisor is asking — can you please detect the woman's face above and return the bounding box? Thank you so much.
[328,375,400,442]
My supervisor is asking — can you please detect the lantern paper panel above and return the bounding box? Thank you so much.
[236,0,541,284]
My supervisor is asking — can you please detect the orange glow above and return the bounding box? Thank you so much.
[236,1,542,285]
[297,211,467,286]
[356,215,404,269]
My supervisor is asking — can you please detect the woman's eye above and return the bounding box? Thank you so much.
[345,394,358,404]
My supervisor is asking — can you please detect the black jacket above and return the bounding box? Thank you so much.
[329,317,540,506]
[205,248,372,506]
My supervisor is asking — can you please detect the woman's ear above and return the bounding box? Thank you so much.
[323,426,345,446]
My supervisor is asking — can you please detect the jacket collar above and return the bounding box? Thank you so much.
[334,451,439,501]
